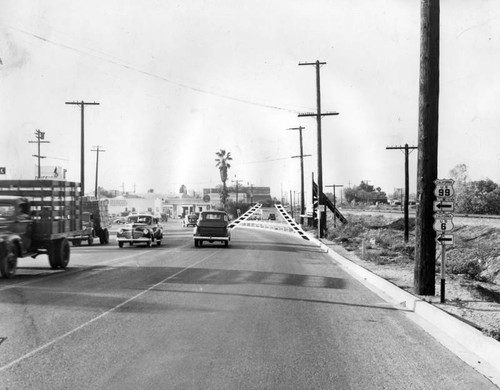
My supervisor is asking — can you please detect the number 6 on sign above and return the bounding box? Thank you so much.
[433,218,454,232]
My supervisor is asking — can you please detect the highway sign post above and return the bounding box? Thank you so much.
[433,179,455,303]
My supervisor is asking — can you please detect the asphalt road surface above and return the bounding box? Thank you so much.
[0,221,496,389]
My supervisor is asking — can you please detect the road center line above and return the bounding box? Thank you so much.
[0,249,220,372]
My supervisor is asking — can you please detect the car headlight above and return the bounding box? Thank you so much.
[143,229,150,235]
[118,229,123,234]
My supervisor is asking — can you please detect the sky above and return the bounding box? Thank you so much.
[0,0,499,202]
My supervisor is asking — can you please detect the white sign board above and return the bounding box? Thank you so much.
[434,179,455,198]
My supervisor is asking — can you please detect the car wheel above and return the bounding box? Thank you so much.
[199,240,203,247]
[118,242,124,248]
[0,242,17,279]
[224,241,228,248]
[146,239,151,247]
[194,240,198,248]
[156,239,162,246]
[87,236,94,246]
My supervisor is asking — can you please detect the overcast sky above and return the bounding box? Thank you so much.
[0,0,499,201]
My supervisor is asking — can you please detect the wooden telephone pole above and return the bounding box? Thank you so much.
[65,101,100,197]
[298,60,339,238]
[415,0,440,295]
[28,129,50,179]
[91,145,105,198]
[287,126,312,223]
[386,144,417,242]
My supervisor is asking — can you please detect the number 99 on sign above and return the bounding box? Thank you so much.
[434,179,455,198]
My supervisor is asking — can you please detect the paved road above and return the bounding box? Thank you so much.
[0,221,496,389]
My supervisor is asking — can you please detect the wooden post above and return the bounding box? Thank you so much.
[415,0,440,295]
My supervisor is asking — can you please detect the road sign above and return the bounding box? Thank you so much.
[433,200,454,212]
[433,216,454,232]
[203,195,210,203]
[0,167,5,174]
[436,234,454,245]
[434,179,455,198]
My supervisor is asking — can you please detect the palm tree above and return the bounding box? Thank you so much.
[215,149,232,209]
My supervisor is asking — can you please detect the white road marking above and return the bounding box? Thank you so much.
[0,249,221,372]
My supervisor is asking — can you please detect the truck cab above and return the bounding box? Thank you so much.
[0,196,34,257]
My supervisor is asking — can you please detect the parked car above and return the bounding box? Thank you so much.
[116,213,163,247]
[193,211,231,247]
[113,217,127,224]
[183,212,199,227]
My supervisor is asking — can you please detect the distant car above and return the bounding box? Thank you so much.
[116,213,163,247]
[268,213,276,221]
[113,217,127,224]
[193,211,231,247]
[183,213,199,227]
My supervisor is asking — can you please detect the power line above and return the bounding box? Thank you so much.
[5,24,311,114]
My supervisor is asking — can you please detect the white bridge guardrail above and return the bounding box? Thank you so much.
[233,203,311,241]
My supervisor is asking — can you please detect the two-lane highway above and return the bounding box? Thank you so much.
[0,221,496,389]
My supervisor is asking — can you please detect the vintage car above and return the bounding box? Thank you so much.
[183,212,199,227]
[116,213,163,247]
[193,211,230,247]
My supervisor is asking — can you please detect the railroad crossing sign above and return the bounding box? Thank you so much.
[433,214,454,232]
[434,179,455,198]
[436,234,454,245]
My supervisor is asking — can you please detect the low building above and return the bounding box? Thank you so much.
[203,186,272,205]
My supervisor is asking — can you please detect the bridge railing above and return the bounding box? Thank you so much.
[236,220,297,233]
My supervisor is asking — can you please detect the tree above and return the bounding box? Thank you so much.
[344,182,387,204]
[179,184,187,194]
[449,164,468,187]
[456,179,500,215]
[215,149,232,210]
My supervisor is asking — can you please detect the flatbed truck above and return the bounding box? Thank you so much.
[0,180,82,278]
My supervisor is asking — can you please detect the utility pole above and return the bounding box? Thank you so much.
[65,101,100,197]
[28,129,49,179]
[287,126,312,225]
[415,0,440,296]
[232,178,243,208]
[299,60,339,238]
[325,184,344,227]
[91,145,106,199]
[386,144,418,242]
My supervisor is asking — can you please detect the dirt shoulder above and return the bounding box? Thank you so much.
[319,212,500,341]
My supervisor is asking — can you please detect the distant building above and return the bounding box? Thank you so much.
[203,185,272,205]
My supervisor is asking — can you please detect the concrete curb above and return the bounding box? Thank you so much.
[305,234,500,386]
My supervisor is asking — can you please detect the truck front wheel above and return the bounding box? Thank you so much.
[0,242,17,279]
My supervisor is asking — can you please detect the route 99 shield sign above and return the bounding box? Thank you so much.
[433,179,455,199]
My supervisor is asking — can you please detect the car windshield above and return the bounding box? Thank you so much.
[127,215,152,224]
[0,204,15,220]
